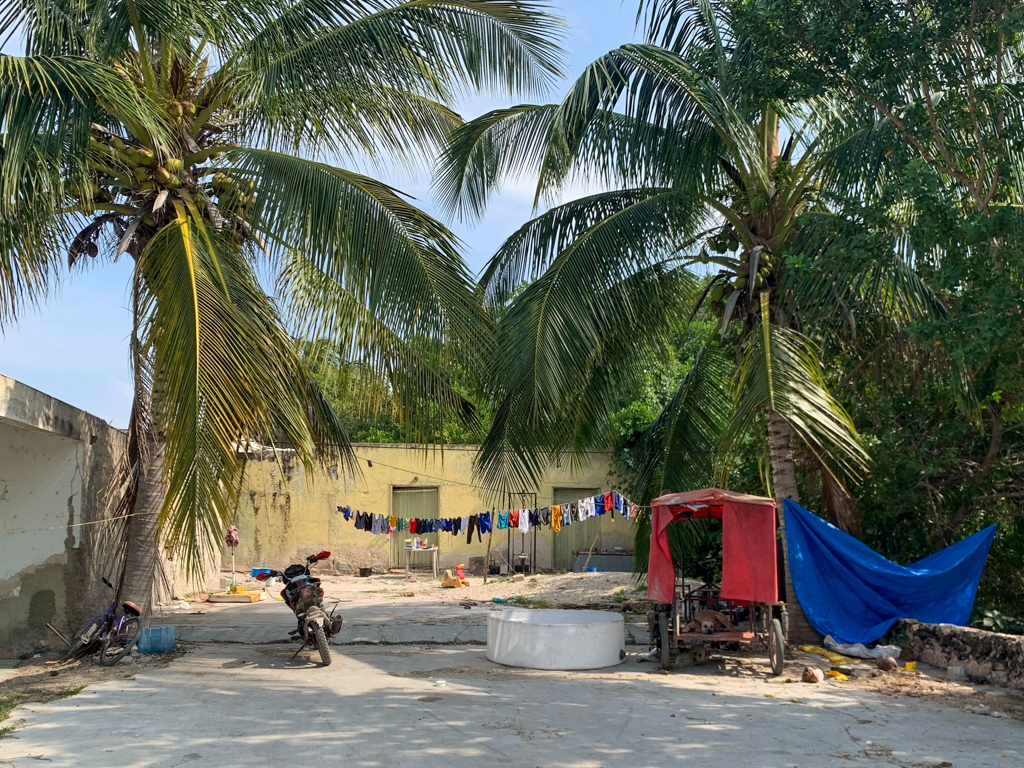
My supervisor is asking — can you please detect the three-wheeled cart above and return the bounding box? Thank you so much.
[646,488,788,675]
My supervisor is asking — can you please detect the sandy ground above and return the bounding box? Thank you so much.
[317,571,644,608]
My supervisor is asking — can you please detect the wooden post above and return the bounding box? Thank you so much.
[483,527,494,584]
[581,528,601,571]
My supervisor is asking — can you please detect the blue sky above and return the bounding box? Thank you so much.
[0,1,641,428]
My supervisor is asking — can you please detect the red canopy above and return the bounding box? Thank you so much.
[647,488,778,605]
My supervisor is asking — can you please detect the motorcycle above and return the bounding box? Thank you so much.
[256,551,342,666]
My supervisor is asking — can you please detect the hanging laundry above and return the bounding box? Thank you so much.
[498,510,509,530]
[467,515,482,544]
[603,492,613,516]
[509,510,520,528]
[529,509,540,529]
[614,492,624,516]
[594,495,605,515]
[583,497,597,519]
[551,506,562,533]
[480,512,492,534]
[519,509,530,533]
[540,507,551,526]
[564,504,573,526]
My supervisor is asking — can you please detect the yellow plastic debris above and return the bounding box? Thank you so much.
[764,694,775,698]
[798,645,857,665]
[826,670,850,681]
[905,661,917,670]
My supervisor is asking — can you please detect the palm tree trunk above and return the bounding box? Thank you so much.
[768,408,822,645]
[120,422,164,620]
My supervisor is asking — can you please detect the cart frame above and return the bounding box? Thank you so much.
[646,489,789,674]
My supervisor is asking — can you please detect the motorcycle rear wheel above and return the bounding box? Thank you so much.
[312,622,331,666]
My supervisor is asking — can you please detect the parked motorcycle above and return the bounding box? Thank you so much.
[256,551,341,665]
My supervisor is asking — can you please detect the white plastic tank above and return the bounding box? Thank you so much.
[487,608,625,670]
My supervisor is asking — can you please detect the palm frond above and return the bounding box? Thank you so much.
[231,0,565,113]
[628,344,731,502]
[477,261,699,493]
[721,302,869,481]
[279,249,481,444]
[135,209,351,578]
[230,148,488,353]
[479,187,709,303]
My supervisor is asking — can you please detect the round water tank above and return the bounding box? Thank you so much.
[487,609,625,670]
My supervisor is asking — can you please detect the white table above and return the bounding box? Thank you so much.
[404,546,439,579]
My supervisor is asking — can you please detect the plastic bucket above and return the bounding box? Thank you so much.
[137,626,175,654]
[584,567,598,573]
[357,567,373,578]
[251,568,271,578]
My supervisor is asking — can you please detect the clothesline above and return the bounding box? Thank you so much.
[338,490,640,540]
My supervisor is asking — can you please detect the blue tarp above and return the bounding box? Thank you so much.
[784,499,996,644]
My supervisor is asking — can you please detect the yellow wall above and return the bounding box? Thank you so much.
[228,443,636,574]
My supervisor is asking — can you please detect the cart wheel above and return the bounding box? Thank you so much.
[769,618,785,676]
[690,646,708,666]
[658,612,672,671]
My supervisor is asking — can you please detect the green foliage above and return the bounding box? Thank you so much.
[0,0,564,576]
[972,608,1023,636]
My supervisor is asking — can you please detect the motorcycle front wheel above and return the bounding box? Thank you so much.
[312,622,331,666]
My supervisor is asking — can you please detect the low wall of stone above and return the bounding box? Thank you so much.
[889,619,1024,690]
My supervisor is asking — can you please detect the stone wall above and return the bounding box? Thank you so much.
[889,619,1024,690]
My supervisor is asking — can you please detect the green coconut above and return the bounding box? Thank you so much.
[709,284,726,303]
[168,102,184,118]
[136,148,157,167]
[133,166,150,182]
[164,158,184,172]
[733,276,748,290]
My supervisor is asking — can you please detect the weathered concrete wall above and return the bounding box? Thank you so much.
[0,374,125,656]
[229,444,635,575]
[890,619,1024,690]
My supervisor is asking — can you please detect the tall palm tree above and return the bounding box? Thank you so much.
[436,0,947,640]
[0,0,563,612]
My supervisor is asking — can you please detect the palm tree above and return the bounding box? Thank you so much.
[0,0,562,613]
[436,0,947,640]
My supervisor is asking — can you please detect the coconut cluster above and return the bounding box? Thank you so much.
[84,128,185,199]
[699,226,777,321]
[69,55,256,263]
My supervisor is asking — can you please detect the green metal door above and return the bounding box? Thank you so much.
[391,487,439,569]
[551,487,601,571]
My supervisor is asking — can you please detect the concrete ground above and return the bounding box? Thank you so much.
[162,575,651,646]
[1,580,1022,767]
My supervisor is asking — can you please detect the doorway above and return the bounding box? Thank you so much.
[390,486,439,569]
[551,487,601,571]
